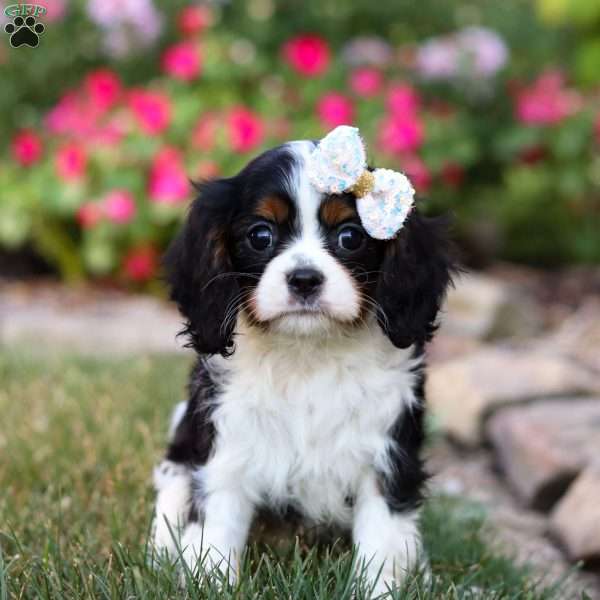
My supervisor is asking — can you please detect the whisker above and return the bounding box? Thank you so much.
[201,272,260,292]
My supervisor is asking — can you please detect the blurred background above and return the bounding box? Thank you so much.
[2,0,600,282]
[1,0,600,597]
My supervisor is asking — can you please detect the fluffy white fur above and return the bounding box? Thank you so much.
[154,320,424,593]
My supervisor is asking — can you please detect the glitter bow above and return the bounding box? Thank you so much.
[307,125,415,240]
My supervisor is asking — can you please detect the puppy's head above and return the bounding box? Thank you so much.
[165,141,455,356]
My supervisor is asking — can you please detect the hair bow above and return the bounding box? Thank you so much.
[307,126,415,240]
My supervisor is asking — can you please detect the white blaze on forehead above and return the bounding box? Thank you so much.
[284,140,322,244]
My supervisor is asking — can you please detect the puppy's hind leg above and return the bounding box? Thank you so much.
[151,402,192,558]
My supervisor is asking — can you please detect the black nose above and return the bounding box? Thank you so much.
[286,268,324,299]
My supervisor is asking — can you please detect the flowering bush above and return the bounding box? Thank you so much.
[1,0,600,285]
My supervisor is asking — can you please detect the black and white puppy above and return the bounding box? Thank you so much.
[152,139,454,595]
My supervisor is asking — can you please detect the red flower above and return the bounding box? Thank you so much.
[76,202,103,229]
[386,84,420,116]
[128,89,171,135]
[148,147,190,204]
[349,68,383,97]
[519,146,546,165]
[595,114,600,143]
[196,160,221,180]
[282,34,330,77]
[378,115,424,154]
[515,70,581,125]
[122,245,158,282]
[401,155,431,193]
[11,129,42,166]
[316,93,354,128]
[161,41,202,82]
[441,163,465,188]
[85,69,121,111]
[192,112,219,151]
[55,143,87,181]
[177,5,212,36]
[227,107,265,153]
[102,189,136,224]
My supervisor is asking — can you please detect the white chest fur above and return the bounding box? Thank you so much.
[197,323,420,527]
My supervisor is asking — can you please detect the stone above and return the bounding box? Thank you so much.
[428,441,600,599]
[442,273,542,341]
[427,347,600,445]
[486,399,600,509]
[0,281,186,354]
[543,299,600,374]
[551,464,600,563]
[426,332,481,364]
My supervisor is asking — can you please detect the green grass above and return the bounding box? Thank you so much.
[0,350,572,599]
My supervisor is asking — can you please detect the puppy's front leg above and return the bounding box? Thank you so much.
[181,486,254,584]
[353,475,423,597]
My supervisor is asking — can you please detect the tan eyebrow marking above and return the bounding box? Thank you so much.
[320,197,356,227]
[255,195,290,223]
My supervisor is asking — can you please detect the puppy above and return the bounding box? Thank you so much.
[152,133,454,595]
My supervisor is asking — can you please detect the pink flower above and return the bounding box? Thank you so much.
[85,69,122,111]
[55,143,87,181]
[192,112,219,151]
[349,68,383,97]
[378,115,424,154]
[103,189,136,224]
[128,89,171,135]
[401,155,431,193]
[161,41,202,81]
[148,147,190,204]
[38,0,68,22]
[282,34,330,77]
[45,91,88,136]
[386,84,420,116]
[77,202,103,229]
[122,245,157,282]
[11,130,42,166]
[515,70,581,125]
[227,107,265,153]
[316,93,354,128]
[177,5,212,36]
[91,119,126,146]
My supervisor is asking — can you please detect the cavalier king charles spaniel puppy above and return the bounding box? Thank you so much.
[151,127,455,596]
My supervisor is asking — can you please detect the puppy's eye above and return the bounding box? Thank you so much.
[337,225,365,251]
[247,224,274,251]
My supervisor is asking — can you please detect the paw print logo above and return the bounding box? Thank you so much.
[4,15,45,48]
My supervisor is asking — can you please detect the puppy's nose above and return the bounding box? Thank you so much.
[286,268,324,299]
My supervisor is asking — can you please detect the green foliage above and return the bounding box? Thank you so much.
[1,0,600,280]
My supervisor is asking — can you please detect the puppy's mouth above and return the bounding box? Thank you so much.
[283,304,324,316]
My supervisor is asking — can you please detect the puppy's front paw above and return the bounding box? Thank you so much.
[365,557,431,599]
[179,523,239,588]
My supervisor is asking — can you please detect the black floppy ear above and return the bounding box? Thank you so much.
[164,178,240,356]
[375,211,456,349]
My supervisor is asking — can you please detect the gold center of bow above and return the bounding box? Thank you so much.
[349,170,375,198]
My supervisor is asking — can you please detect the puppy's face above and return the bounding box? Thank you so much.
[229,142,383,336]
[165,141,454,355]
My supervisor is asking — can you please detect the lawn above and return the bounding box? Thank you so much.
[0,350,571,599]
